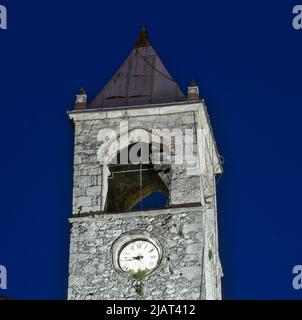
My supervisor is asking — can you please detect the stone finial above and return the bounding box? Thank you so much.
[75,88,88,110]
[187,80,200,101]
[135,26,151,47]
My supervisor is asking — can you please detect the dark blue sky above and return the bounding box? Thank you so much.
[0,0,302,300]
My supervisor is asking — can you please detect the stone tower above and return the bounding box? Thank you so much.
[67,28,223,300]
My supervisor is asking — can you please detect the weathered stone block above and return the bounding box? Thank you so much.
[186,243,203,254]
[180,266,202,281]
[183,223,201,234]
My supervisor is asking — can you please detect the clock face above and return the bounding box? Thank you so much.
[118,240,160,274]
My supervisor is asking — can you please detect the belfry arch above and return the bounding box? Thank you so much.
[98,128,171,212]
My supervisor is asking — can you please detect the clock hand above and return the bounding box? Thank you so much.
[134,255,144,260]
[126,255,144,261]
[124,256,143,261]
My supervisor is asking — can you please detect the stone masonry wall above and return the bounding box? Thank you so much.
[72,111,201,215]
[68,103,222,300]
[68,206,205,300]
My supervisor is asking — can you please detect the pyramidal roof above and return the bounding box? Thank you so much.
[89,28,185,109]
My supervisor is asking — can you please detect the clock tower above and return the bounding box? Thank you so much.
[67,28,223,300]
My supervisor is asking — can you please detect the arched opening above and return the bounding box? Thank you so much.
[104,142,170,213]
[131,192,169,212]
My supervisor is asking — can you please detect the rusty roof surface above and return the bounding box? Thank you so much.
[89,28,185,109]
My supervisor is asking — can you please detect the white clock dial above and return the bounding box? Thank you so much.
[118,240,160,273]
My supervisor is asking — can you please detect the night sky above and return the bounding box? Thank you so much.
[0,0,302,300]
